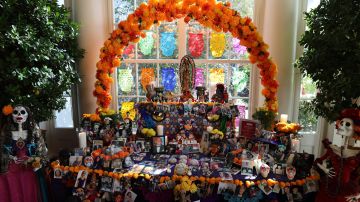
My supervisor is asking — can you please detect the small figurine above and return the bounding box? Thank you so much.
[211,83,228,103]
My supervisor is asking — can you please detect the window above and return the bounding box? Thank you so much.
[113,0,255,117]
[296,0,321,154]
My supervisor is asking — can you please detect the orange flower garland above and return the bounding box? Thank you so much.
[93,0,279,114]
[2,104,13,116]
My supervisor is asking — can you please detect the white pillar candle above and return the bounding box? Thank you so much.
[157,125,164,136]
[79,132,87,148]
[280,114,288,123]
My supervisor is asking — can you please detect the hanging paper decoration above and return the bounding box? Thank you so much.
[179,55,196,92]
[209,68,225,84]
[232,38,247,55]
[121,102,136,120]
[118,69,134,93]
[160,32,176,57]
[139,32,154,56]
[188,33,204,58]
[232,67,248,93]
[140,68,155,91]
[123,44,135,55]
[161,68,176,91]
[195,68,205,87]
[210,32,226,58]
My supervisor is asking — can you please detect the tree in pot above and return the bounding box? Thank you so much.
[0,0,84,123]
[295,0,360,121]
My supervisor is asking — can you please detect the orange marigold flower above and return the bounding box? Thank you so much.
[2,105,13,116]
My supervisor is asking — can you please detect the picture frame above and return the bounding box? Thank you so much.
[110,140,122,155]
[135,140,145,153]
[241,160,253,176]
[144,141,151,152]
[118,138,127,147]
[75,170,88,188]
[69,156,83,166]
[152,136,167,154]
[100,176,113,192]
[54,168,63,179]
[111,158,123,169]
[92,140,103,151]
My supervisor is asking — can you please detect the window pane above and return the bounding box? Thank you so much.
[209,32,228,59]
[187,23,207,59]
[159,23,178,59]
[113,0,134,25]
[234,98,249,119]
[208,64,229,97]
[55,97,74,128]
[137,30,157,59]
[194,64,207,88]
[219,0,254,19]
[307,0,321,11]
[138,63,157,96]
[118,63,136,96]
[229,64,250,97]
[123,43,136,59]
[159,63,180,94]
[229,38,249,59]
[118,97,137,105]
[298,100,318,132]
[300,76,317,99]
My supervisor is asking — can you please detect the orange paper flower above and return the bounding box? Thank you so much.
[2,105,13,116]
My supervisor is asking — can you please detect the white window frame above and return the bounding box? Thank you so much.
[109,0,258,118]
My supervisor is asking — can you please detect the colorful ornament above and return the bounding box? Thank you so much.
[160,32,176,57]
[140,68,155,92]
[161,68,176,91]
[232,38,247,55]
[139,32,154,56]
[209,68,225,85]
[195,68,205,87]
[121,102,136,121]
[188,33,204,58]
[210,32,226,58]
[118,69,133,93]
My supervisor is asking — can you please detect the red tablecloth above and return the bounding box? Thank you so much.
[0,163,40,202]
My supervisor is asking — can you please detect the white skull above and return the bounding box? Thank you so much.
[260,163,270,178]
[337,118,354,137]
[12,106,28,125]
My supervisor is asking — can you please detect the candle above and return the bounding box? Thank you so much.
[157,125,164,136]
[79,132,87,148]
[280,114,288,123]
[291,138,300,152]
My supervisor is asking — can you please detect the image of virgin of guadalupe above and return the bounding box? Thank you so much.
[2,105,47,166]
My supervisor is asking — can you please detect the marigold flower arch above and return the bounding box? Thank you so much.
[93,0,279,114]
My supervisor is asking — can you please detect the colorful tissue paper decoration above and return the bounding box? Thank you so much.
[139,31,155,56]
[161,67,176,91]
[209,68,225,84]
[188,33,204,58]
[94,0,279,113]
[118,69,134,93]
[232,38,247,55]
[195,68,205,87]
[120,102,136,120]
[210,32,226,58]
[160,32,176,57]
[140,68,155,91]
[232,67,248,93]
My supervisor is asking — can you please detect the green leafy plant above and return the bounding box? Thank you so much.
[0,0,84,122]
[298,100,317,132]
[295,0,360,121]
[252,107,276,131]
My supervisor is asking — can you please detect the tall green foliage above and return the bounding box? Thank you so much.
[295,0,360,121]
[0,0,84,122]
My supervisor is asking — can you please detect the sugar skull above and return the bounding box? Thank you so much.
[260,163,270,178]
[286,165,296,180]
[12,105,28,125]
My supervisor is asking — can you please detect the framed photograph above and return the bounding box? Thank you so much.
[74,148,85,156]
[54,168,63,179]
[103,159,111,168]
[112,179,122,193]
[124,189,137,202]
[118,138,127,147]
[152,136,166,154]
[219,172,233,181]
[69,156,83,166]
[241,160,253,176]
[135,140,145,153]
[111,159,122,169]
[217,182,236,194]
[258,143,269,156]
[92,140,103,150]
[110,140,122,155]
[144,141,151,152]
[100,176,113,192]
[75,170,88,188]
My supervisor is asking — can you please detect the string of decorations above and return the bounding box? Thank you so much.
[93,0,279,115]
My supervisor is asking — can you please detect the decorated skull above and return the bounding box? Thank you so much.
[260,163,270,178]
[337,118,354,137]
[12,105,28,125]
[286,165,296,180]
